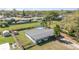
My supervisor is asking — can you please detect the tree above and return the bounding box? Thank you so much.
[43,11,60,28]
[7,18,15,25]
[60,13,78,33]
[75,18,79,38]
[60,11,79,38]
[22,10,26,17]
[0,22,9,28]
[41,18,47,27]
[12,9,17,17]
[54,25,61,37]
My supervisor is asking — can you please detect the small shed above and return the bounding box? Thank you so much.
[25,27,55,44]
[2,30,11,37]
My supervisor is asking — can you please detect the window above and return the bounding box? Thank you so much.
[37,40,42,43]
[44,38,48,41]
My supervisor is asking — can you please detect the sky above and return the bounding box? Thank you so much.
[0,0,79,9]
[16,8,78,10]
[0,8,78,11]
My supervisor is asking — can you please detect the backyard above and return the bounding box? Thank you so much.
[0,22,40,46]
[16,31,33,48]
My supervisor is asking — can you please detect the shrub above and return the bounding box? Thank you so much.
[54,25,61,37]
[0,23,9,28]
[68,31,75,37]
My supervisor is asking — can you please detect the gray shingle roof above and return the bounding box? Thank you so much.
[25,27,54,41]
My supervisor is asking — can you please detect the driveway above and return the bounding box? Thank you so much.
[60,33,79,50]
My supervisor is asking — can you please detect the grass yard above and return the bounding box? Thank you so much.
[16,31,33,48]
[0,22,40,46]
[0,22,41,32]
[0,35,15,44]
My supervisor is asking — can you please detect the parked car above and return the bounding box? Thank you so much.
[58,38,73,44]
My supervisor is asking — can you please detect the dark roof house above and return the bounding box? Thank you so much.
[25,27,55,44]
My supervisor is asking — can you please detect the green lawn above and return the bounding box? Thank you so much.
[0,35,15,44]
[0,30,32,46]
[0,22,40,46]
[16,31,33,48]
[0,22,41,32]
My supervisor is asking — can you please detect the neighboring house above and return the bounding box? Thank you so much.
[0,15,4,19]
[23,15,32,18]
[5,18,15,21]
[16,20,30,24]
[58,15,64,19]
[54,15,64,20]
[25,27,55,44]
[31,17,44,22]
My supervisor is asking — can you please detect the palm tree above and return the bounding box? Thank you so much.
[12,9,17,17]
[41,11,59,28]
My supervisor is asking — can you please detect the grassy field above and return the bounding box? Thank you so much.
[0,22,41,32]
[0,22,40,45]
[16,31,33,48]
[0,35,15,44]
[0,30,32,47]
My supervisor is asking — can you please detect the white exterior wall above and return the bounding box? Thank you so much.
[25,34,37,44]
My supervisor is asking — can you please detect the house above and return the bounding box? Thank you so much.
[57,15,64,19]
[0,43,10,50]
[25,27,55,44]
[16,20,30,24]
[0,15,4,19]
[5,18,15,21]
